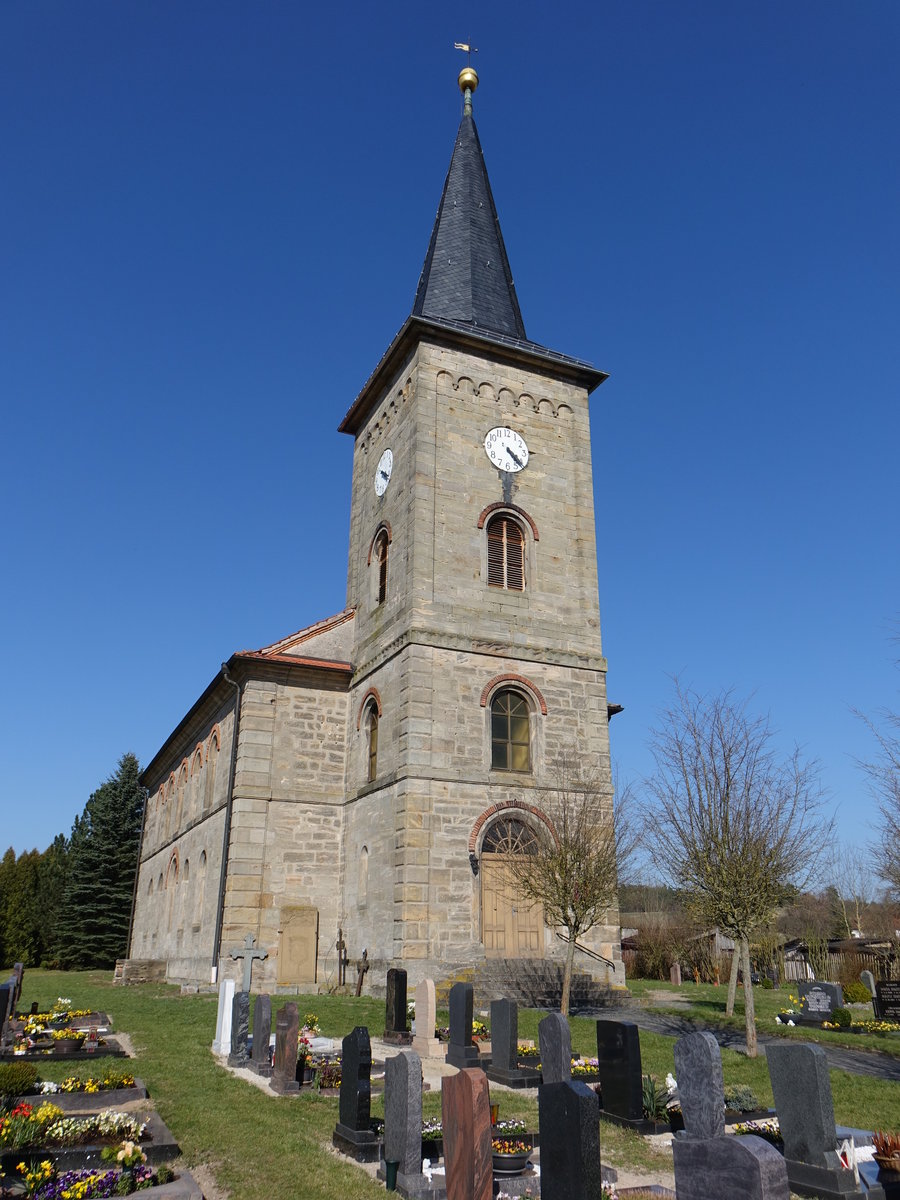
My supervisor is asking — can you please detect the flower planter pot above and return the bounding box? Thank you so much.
[874,1155,900,1175]
[491,1151,530,1175]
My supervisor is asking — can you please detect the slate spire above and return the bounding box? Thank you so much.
[412,68,527,340]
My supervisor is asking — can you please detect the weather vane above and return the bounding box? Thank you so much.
[453,40,478,67]
[454,40,479,115]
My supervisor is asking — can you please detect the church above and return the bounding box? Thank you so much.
[127,65,624,995]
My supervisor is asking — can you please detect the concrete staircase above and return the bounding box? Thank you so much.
[439,958,631,1014]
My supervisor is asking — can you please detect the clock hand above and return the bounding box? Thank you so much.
[379,470,389,481]
[505,445,523,468]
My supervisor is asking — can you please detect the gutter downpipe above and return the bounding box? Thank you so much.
[125,786,149,962]
[211,660,242,984]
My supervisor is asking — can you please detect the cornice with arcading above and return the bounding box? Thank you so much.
[436,370,575,420]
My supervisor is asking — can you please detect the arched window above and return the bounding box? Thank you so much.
[491,689,531,772]
[373,529,389,604]
[204,730,219,815]
[482,816,539,855]
[366,706,379,782]
[486,514,525,590]
[359,846,369,907]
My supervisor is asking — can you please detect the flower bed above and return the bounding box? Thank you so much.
[0,1102,147,1153]
[14,1158,179,1198]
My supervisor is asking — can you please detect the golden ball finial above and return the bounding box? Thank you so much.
[458,66,479,96]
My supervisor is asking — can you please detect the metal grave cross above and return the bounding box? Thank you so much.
[230,933,268,992]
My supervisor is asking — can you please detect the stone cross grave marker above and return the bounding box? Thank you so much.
[595,1019,645,1125]
[212,977,236,1054]
[538,1011,572,1085]
[411,977,443,1059]
[355,949,369,996]
[384,967,411,1044]
[674,1031,725,1140]
[767,1042,870,1199]
[379,1049,434,1197]
[446,981,479,1069]
[672,1030,789,1200]
[228,991,251,1067]
[230,933,268,992]
[539,1076,604,1200]
[441,1067,492,1200]
[271,1001,299,1093]
[486,998,541,1088]
[250,993,272,1076]
[333,1025,380,1161]
[797,980,843,1023]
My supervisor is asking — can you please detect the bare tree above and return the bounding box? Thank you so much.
[642,682,832,1056]
[497,753,637,1016]
[859,704,900,897]
[829,846,875,938]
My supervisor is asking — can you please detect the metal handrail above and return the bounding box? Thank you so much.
[555,931,616,971]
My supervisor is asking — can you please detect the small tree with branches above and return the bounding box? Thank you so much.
[859,703,900,897]
[642,682,832,1056]
[495,752,636,1016]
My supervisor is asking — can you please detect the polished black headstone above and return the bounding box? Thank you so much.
[384,967,411,1044]
[333,1025,380,1162]
[595,1019,643,1122]
[538,1011,572,1084]
[250,993,272,1075]
[271,1002,299,1093]
[798,981,843,1021]
[446,982,479,1069]
[539,1079,604,1200]
[485,998,542,1089]
[227,991,250,1067]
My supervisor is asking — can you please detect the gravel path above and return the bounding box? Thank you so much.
[585,1006,900,1080]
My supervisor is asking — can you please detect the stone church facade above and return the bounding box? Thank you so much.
[127,69,624,993]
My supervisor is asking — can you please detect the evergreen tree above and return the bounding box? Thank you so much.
[37,834,69,967]
[3,850,46,966]
[59,753,145,968]
[0,847,16,968]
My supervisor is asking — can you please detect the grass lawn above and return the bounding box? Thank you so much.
[624,978,900,1060]
[8,969,900,1199]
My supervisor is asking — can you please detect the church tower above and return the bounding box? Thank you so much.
[338,66,622,983]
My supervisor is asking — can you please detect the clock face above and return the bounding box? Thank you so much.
[374,448,393,496]
[484,427,529,473]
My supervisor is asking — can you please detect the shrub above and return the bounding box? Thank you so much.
[724,1084,762,1112]
[843,981,873,1005]
[832,1007,852,1027]
[761,977,774,989]
[0,1061,39,1100]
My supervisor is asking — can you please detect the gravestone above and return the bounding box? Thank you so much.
[595,1019,650,1129]
[768,1042,873,1200]
[485,998,541,1088]
[445,982,479,1069]
[538,1011,572,1084]
[673,1132,791,1200]
[411,978,443,1059]
[229,933,268,992]
[378,1049,436,1198]
[859,970,876,999]
[271,1002,299,1093]
[0,980,13,1048]
[441,1067,492,1200]
[674,1031,724,1140]
[670,962,682,986]
[539,1078,604,1200]
[212,978,236,1054]
[874,981,900,1022]
[672,1028,789,1200]
[250,993,273,1076]
[228,991,250,1067]
[798,981,843,1024]
[333,1025,380,1162]
[384,967,411,1045]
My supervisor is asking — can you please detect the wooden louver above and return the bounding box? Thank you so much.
[487,516,525,590]
[375,531,388,603]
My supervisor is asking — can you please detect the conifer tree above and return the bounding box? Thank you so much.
[0,847,16,968]
[59,753,145,968]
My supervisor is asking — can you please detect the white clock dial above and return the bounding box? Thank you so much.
[374,448,393,496]
[484,427,529,473]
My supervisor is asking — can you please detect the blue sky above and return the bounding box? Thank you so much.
[2,1,898,864]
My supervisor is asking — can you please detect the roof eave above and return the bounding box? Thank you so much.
[338,315,609,436]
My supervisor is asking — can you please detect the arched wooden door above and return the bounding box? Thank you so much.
[480,817,544,958]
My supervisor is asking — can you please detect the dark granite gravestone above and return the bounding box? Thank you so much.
[384,967,412,1045]
[595,1019,647,1128]
[674,1031,725,1140]
[673,1130,791,1200]
[538,1011,572,1085]
[797,981,843,1024]
[271,1002,299,1093]
[767,1042,874,1200]
[441,1067,492,1200]
[333,1025,380,1162]
[539,1079,604,1200]
[378,1049,437,1198]
[11,964,24,1010]
[227,991,250,1067]
[875,981,900,1021]
[0,981,13,1048]
[485,999,542,1089]
[446,982,479,1069]
[250,993,272,1076]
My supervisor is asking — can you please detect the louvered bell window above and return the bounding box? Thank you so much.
[486,515,525,590]
[374,530,389,604]
[366,707,378,782]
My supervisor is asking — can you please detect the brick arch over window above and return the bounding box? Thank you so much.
[366,522,393,564]
[165,851,179,887]
[468,800,558,856]
[208,724,221,753]
[356,687,383,729]
[480,674,548,716]
[190,744,204,775]
[476,502,540,541]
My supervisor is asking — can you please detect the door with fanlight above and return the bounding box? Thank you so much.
[480,817,544,957]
